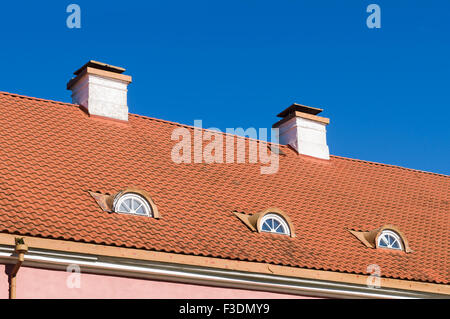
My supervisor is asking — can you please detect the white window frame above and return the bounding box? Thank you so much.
[113,193,152,217]
[377,230,403,251]
[260,213,290,236]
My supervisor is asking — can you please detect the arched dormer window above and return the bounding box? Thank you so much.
[349,225,411,253]
[260,213,291,236]
[233,208,295,237]
[89,187,161,218]
[376,230,403,251]
[114,193,152,216]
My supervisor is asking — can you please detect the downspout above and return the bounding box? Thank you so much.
[9,238,28,299]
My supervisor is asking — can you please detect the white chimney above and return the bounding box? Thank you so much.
[273,103,330,160]
[67,61,132,122]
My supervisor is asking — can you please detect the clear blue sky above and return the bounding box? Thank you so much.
[0,1,448,175]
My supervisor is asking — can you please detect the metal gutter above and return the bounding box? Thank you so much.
[0,244,444,299]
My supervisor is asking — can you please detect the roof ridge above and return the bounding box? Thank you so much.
[129,113,450,177]
[331,154,450,178]
[1,90,448,178]
[0,91,77,107]
[129,112,285,147]
[0,91,284,147]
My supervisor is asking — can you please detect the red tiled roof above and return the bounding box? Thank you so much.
[0,91,448,284]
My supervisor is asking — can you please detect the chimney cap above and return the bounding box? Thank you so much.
[73,60,126,76]
[277,103,323,118]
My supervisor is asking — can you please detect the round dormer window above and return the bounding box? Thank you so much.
[113,193,152,217]
[377,230,403,251]
[260,213,290,236]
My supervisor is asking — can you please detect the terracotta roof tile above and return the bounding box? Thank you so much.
[0,91,448,284]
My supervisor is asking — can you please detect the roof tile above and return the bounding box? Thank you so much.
[0,91,448,284]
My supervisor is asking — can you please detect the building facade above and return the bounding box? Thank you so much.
[0,61,448,298]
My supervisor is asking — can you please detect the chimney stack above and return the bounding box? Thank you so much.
[67,61,132,122]
[273,103,330,160]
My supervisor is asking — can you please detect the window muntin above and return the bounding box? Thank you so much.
[377,230,403,250]
[114,193,152,217]
[260,213,290,236]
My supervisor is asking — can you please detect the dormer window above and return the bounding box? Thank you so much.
[377,230,403,251]
[233,208,295,237]
[348,225,411,253]
[260,213,291,236]
[89,188,161,218]
[113,193,152,216]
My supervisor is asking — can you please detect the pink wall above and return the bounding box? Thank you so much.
[0,265,9,299]
[0,265,314,299]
